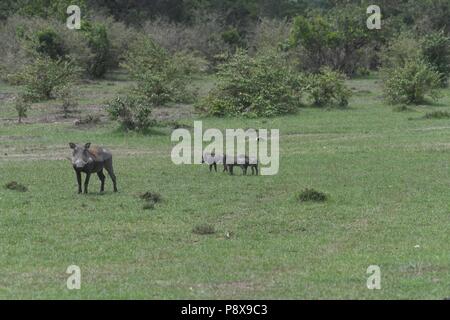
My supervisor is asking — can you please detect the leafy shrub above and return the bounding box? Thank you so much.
[421,31,450,86]
[192,224,216,235]
[382,31,450,88]
[142,15,230,65]
[105,95,155,132]
[298,188,327,202]
[250,18,292,54]
[16,55,80,101]
[82,22,111,78]
[197,49,302,117]
[54,85,78,118]
[0,15,91,83]
[380,31,422,69]
[382,58,442,104]
[122,37,196,106]
[14,0,87,22]
[221,27,242,48]
[303,67,351,107]
[89,14,140,71]
[13,94,30,123]
[35,28,65,59]
[0,15,47,83]
[172,51,208,75]
[289,5,379,75]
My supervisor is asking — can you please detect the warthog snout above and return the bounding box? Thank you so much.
[73,158,87,168]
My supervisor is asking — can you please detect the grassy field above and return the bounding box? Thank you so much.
[0,74,449,299]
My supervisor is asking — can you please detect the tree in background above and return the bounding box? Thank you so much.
[81,22,111,78]
[16,55,80,101]
[421,31,450,86]
[303,67,351,107]
[13,94,30,124]
[2,0,88,21]
[382,58,442,104]
[289,4,378,76]
[197,49,302,117]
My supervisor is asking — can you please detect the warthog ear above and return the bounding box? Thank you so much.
[69,143,76,149]
[84,142,91,149]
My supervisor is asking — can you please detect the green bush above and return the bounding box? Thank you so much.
[382,58,442,104]
[421,31,450,86]
[14,0,87,22]
[35,28,65,59]
[303,67,351,107]
[97,15,140,71]
[122,37,196,106]
[105,95,155,132]
[16,55,80,101]
[382,31,450,88]
[82,22,111,78]
[197,49,302,117]
[54,85,78,118]
[0,15,90,83]
[141,15,231,67]
[380,32,422,69]
[13,94,30,124]
[289,5,379,75]
[221,27,242,49]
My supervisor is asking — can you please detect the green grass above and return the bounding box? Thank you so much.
[0,75,449,299]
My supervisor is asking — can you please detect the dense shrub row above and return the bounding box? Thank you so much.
[2,0,450,128]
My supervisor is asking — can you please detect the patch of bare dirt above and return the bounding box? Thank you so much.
[0,144,168,161]
[191,280,259,297]
[152,104,195,121]
[0,93,14,101]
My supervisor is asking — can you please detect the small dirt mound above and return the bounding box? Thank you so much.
[140,192,162,211]
[393,105,412,112]
[143,202,155,210]
[5,181,28,192]
[192,224,216,235]
[74,114,101,126]
[140,192,162,203]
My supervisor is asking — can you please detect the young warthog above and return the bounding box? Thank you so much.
[69,142,118,194]
[223,155,258,176]
[202,152,224,172]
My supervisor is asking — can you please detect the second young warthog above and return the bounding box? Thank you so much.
[69,142,118,194]
[223,155,258,176]
[202,152,224,172]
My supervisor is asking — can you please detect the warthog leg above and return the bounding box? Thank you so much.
[105,158,118,192]
[84,173,91,194]
[97,170,106,192]
[76,170,82,194]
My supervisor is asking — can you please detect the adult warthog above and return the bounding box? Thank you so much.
[69,142,118,194]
